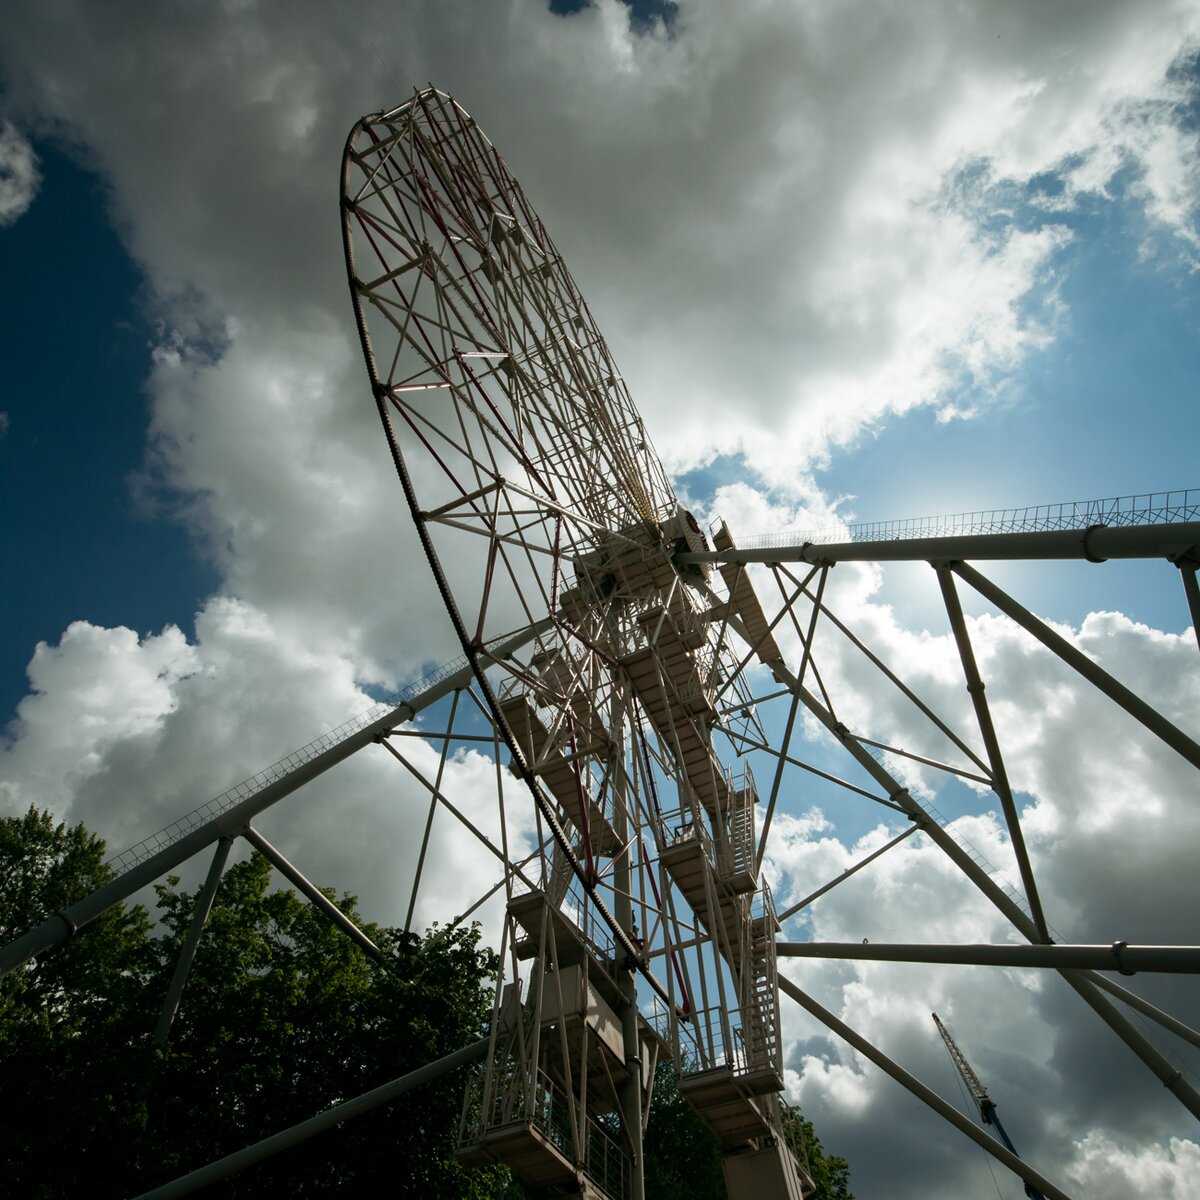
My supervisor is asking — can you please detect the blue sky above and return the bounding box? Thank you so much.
[5,116,1199,722]
[0,144,216,724]
[2,4,1199,1199]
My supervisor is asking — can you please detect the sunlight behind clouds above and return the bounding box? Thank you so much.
[1,3,1198,1197]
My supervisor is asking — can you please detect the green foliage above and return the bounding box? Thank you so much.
[778,1099,855,1200]
[0,807,853,1199]
[643,1058,727,1198]
[0,805,152,1026]
[0,807,508,1199]
[143,853,507,1197]
[642,1058,854,1200]
[0,807,156,1192]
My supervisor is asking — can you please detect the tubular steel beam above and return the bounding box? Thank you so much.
[776,825,919,924]
[936,566,1050,940]
[611,682,647,1200]
[777,940,1200,974]
[757,566,826,870]
[0,704,402,979]
[1181,563,1200,653]
[243,827,382,961]
[951,561,1200,773]
[153,836,233,1047]
[130,1036,490,1200]
[677,520,1200,566]
[0,622,548,980]
[777,976,1073,1200]
[405,687,462,935]
[768,659,1200,1121]
[1087,972,1200,1052]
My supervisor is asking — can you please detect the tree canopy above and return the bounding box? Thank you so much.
[1,806,852,1199]
[642,1057,854,1200]
[0,807,505,1198]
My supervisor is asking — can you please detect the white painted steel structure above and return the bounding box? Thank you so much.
[340,87,807,1200]
[3,87,1198,1200]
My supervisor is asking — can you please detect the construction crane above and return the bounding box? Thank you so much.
[932,1012,1046,1200]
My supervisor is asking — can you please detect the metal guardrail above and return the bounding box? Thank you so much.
[646,996,674,1049]
[679,1002,745,1074]
[679,994,778,1080]
[726,763,757,880]
[854,738,1039,924]
[463,1061,630,1200]
[506,879,618,966]
[737,488,1200,550]
[104,654,470,875]
[661,807,716,863]
[659,779,754,886]
[581,1109,631,1200]
[921,797,1053,930]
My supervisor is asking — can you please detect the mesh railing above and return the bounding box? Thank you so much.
[462,1061,630,1200]
[659,806,716,865]
[104,653,470,875]
[737,488,1200,550]
[505,881,618,967]
[679,1002,743,1074]
[920,797,1036,925]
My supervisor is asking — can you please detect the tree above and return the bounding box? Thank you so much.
[642,1058,855,1200]
[0,807,155,1195]
[0,805,152,1026]
[147,853,510,1197]
[1,808,853,1198]
[778,1099,855,1200]
[0,807,508,1198]
[643,1057,728,1198]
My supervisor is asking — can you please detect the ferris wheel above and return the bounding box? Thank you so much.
[336,88,1200,1200]
[4,86,1198,1200]
[340,84,804,1196]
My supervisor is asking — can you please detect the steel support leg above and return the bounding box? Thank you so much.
[757,566,826,870]
[952,561,1200,771]
[777,939,1200,973]
[153,837,233,1047]
[404,687,461,935]
[0,620,549,980]
[936,566,1049,939]
[1180,563,1200,653]
[770,659,1200,1120]
[611,683,645,1200]
[243,826,383,961]
[1087,971,1200,1051]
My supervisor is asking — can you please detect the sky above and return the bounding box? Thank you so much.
[2,2,1199,1197]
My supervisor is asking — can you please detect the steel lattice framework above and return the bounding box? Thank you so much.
[3,87,1199,1200]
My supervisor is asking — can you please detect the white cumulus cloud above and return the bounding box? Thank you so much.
[2,3,1199,1198]
[0,120,39,226]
